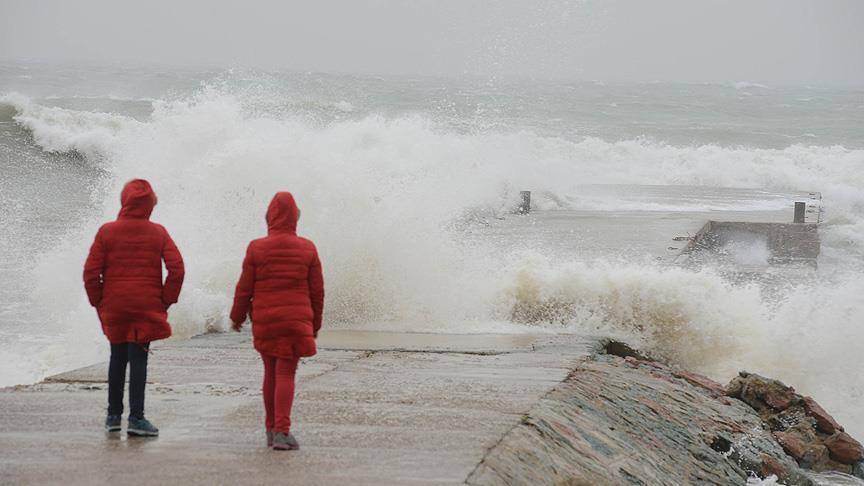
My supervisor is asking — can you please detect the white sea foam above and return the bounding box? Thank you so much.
[2,88,863,438]
[733,81,771,90]
[333,100,354,112]
[747,474,783,485]
[2,92,140,160]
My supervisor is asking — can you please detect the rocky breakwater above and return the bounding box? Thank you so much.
[728,372,864,478]
[467,342,863,485]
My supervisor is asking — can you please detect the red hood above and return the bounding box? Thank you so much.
[118,179,157,220]
[266,192,298,233]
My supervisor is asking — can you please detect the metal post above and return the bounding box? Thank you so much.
[793,202,806,223]
[517,191,531,214]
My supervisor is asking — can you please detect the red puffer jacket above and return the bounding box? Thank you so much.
[230,192,324,358]
[83,179,185,344]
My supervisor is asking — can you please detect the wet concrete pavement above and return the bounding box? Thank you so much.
[0,330,592,485]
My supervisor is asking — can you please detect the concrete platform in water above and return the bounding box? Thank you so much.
[478,185,822,266]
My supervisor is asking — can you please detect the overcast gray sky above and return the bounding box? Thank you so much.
[1,0,863,85]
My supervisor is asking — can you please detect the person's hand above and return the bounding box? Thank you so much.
[231,320,243,332]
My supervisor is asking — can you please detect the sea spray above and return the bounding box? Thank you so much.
[1,86,863,439]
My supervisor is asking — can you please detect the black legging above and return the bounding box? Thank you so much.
[107,343,149,418]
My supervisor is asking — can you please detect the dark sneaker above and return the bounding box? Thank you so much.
[266,430,274,447]
[272,432,299,451]
[127,416,159,437]
[105,415,122,433]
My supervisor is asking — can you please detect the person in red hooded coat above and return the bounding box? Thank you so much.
[230,192,324,451]
[83,179,184,437]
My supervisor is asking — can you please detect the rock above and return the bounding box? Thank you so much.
[468,356,815,485]
[760,453,789,480]
[824,432,864,465]
[726,372,795,412]
[726,374,863,475]
[802,396,843,434]
[601,340,655,362]
[774,431,806,460]
[726,374,745,397]
[765,389,795,411]
[768,407,815,433]
[852,461,864,480]
[673,370,726,397]
[470,344,863,485]
[799,443,830,471]
[624,356,667,370]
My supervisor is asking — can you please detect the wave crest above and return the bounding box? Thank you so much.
[4,86,864,436]
[1,93,140,160]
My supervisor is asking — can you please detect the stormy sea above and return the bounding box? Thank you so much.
[1,61,862,439]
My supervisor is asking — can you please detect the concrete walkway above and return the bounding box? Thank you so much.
[0,330,592,485]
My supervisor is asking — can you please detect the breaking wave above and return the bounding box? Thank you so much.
[2,87,863,437]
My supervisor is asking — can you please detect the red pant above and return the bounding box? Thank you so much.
[261,354,300,433]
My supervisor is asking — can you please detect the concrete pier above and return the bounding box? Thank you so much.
[472,185,823,267]
[5,330,856,485]
[516,191,531,214]
[678,220,820,266]
[0,330,592,485]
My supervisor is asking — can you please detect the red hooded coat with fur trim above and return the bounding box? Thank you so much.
[83,179,185,344]
[230,192,324,358]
